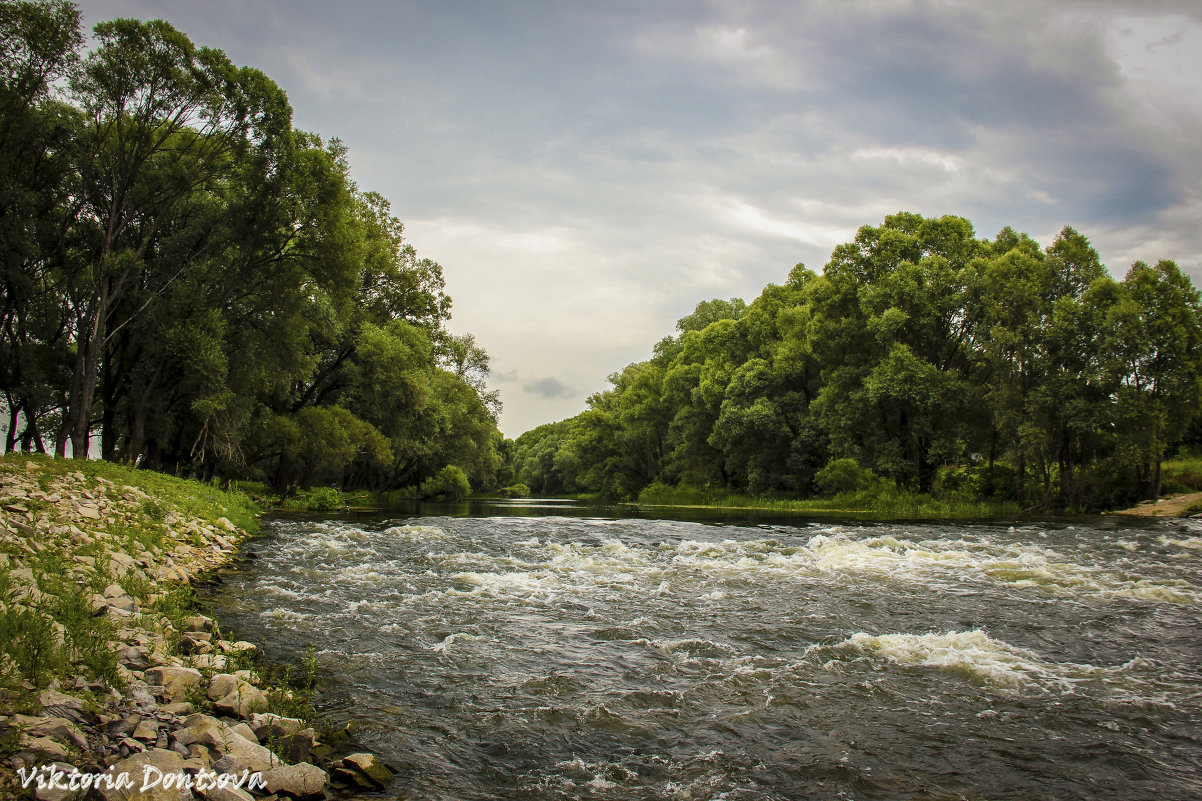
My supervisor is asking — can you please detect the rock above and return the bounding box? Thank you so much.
[94,748,191,801]
[9,715,89,750]
[188,653,228,671]
[213,686,268,720]
[275,728,317,764]
[195,780,256,801]
[171,714,231,751]
[209,731,280,775]
[93,584,138,616]
[118,645,153,670]
[207,674,268,719]
[206,674,240,701]
[161,701,194,716]
[144,666,202,703]
[36,689,98,725]
[132,719,159,741]
[178,634,212,654]
[186,743,216,766]
[215,517,236,532]
[331,766,376,790]
[76,503,100,520]
[109,551,140,576]
[260,762,329,800]
[105,715,137,738]
[30,761,78,801]
[248,713,306,741]
[119,736,146,755]
[228,721,258,743]
[342,752,394,788]
[218,640,258,657]
[21,735,71,760]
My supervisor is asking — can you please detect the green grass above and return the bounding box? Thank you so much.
[634,484,1020,519]
[3,452,259,532]
[1163,456,1202,492]
[0,452,267,697]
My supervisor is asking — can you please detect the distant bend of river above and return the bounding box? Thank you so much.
[205,502,1202,800]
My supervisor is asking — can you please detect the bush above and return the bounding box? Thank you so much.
[306,486,344,511]
[497,483,531,498]
[379,487,419,505]
[815,458,876,496]
[935,463,1018,502]
[420,465,471,500]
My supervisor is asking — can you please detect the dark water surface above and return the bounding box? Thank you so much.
[204,502,1202,800]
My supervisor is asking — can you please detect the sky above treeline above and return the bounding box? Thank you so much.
[73,0,1202,437]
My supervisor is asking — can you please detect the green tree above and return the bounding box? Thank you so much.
[55,17,290,457]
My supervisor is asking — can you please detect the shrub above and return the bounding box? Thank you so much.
[497,483,531,498]
[420,465,471,500]
[815,458,876,496]
[306,486,344,511]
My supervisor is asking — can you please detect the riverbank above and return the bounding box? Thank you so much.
[1112,491,1202,517]
[0,454,393,799]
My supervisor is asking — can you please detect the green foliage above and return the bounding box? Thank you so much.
[0,561,122,693]
[934,464,1019,502]
[497,483,531,498]
[264,646,320,725]
[1163,457,1202,491]
[0,6,506,498]
[279,486,345,512]
[815,458,877,496]
[420,465,471,500]
[634,483,1015,519]
[514,212,1202,514]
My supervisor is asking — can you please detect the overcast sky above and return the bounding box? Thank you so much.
[74,0,1202,436]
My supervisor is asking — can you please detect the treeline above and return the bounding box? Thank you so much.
[515,213,1202,512]
[0,2,507,494]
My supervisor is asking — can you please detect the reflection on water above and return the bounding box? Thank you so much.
[206,505,1202,800]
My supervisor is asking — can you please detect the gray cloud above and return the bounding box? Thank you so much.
[523,377,576,400]
[489,369,519,383]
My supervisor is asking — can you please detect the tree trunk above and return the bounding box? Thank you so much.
[1016,450,1025,506]
[123,367,160,465]
[62,285,109,459]
[4,394,18,453]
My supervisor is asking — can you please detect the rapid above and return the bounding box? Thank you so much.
[205,503,1202,800]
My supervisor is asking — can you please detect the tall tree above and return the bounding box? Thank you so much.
[55,17,289,457]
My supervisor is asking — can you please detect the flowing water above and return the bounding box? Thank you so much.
[205,502,1202,800]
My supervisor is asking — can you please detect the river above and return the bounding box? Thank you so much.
[204,501,1202,800]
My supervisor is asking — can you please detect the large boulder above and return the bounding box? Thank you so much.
[36,689,98,725]
[209,731,280,775]
[93,748,192,801]
[248,712,305,741]
[6,715,89,750]
[206,674,268,719]
[144,666,203,703]
[341,752,394,788]
[260,762,329,800]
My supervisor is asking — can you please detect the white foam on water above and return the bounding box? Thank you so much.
[800,533,1201,604]
[261,607,313,623]
[384,523,449,541]
[831,629,1141,693]
[1161,535,1202,550]
[431,632,484,653]
[448,570,562,597]
[319,521,1200,614]
[640,637,738,659]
